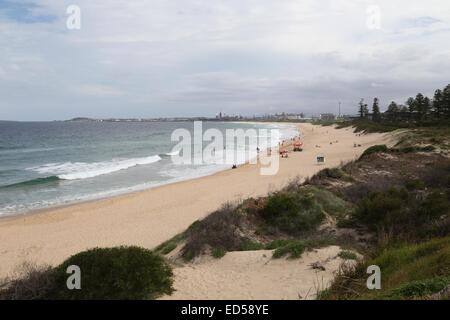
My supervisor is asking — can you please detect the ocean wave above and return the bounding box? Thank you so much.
[0,176,61,190]
[27,155,162,180]
[164,150,180,156]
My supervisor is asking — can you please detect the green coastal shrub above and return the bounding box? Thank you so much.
[384,276,450,299]
[211,247,226,258]
[269,238,331,259]
[261,190,325,235]
[315,168,345,179]
[272,240,306,259]
[338,250,358,260]
[180,204,245,261]
[360,145,388,158]
[49,246,173,300]
[240,239,264,251]
[320,236,450,300]
[0,246,174,300]
[353,186,449,240]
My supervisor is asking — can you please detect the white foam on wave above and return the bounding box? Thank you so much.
[165,150,180,156]
[27,155,162,180]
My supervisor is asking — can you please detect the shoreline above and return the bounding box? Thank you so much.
[0,123,393,278]
[0,159,259,223]
[0,121,299,219]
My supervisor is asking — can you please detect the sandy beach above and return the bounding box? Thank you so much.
[0,123,392,289]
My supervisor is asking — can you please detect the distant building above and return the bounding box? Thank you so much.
[319,113,336,121]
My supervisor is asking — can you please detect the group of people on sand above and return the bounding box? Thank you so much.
[315,139,339,148]
[279,135,304,158]
[231,134,304,168]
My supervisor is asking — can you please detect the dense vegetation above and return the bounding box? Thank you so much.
[0,246,173,300]
[314,131,450,299]
[320,237,450,300]
[356,83,450,125]
[173,184,352,261]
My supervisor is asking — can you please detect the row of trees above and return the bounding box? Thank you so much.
[358,83,450,123]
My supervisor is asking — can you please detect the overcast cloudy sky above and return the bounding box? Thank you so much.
[0,0,449,120]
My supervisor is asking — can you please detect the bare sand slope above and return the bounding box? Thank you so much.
[162,246,345,300]
[0,124,391,278]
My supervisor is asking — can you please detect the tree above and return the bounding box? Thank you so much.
[387,101,399,113]
[442,84,450,119]
[414,93,431,120]
[359,99,369,118]
[399,105,409,113]
[406,97,416,116]
[372,97,381,121]
[386,101,399,121]
[433,89,444,118]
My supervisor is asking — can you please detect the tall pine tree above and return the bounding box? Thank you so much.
[358,99,369,118]
[433,89,444,119]
[442,84,450,119]
[372,97,381,121]
[415,93,431,121]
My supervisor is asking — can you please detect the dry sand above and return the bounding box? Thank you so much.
[0,123,392,296]
[163,246,347,300]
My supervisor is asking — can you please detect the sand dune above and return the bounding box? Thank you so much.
[162,246,346,300]
[0,123,392,282]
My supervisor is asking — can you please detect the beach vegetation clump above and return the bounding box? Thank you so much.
[351,187,449,242]
[49,246,173,300]
[269,238,332,259]
[181,203,244,261]
[0,263,55,300]
[240,239,264,251]
[272,240,307,259]
[314,167,345,180]
[211,247,226,259]
[338,250,358,260]
[260,190,325,235]
[0,246,174,300]
[159,242,178,255]
[360,145,388,158]
[180,186,353,260]
[155,233,185,255]
[320,236,450,300]
[260,185,352,233]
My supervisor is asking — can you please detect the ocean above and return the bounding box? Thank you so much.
[0,121,298,216]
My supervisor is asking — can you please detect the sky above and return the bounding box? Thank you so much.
[0,0,449,120]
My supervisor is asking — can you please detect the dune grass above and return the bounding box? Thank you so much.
[320,236,450,300]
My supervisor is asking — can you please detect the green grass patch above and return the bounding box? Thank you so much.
[338,250,358,260]
[155,233,185,255]
[211,247,226,259]
[320,236,450,300]
[382,276,450,299]
[272,240,307,259]
[270,238,332,259]
[360,145,388,158]
[240,239,264,251]
[351,186,449,240]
